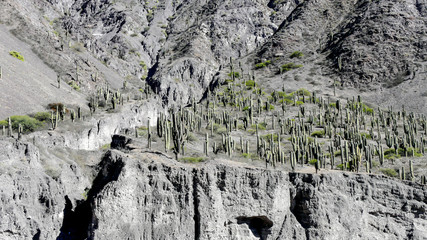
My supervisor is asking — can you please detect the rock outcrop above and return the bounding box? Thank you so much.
[1,136,425,239]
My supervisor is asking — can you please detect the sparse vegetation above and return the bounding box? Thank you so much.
[68,81,80,91]
[33,112,51,122]
[290,51,304,58]
[255,60,271,69]
[311,130,325,138]
[281,63,302,72]
[9,51,24,61]
[0,115,43,133]
[380,168,398,178]
[180,156,205,163]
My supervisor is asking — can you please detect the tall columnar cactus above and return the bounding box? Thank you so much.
[8,117,12,137]
[409,160,414,181]
[171,111,188,160]
[112,97,117,110]
[78,107,81,120]
[55,106,59,129]
[57,74,61,89]
[17,124,23,140]
[71,110,76,122]
[147,120,152,149]
[204,133,209,156]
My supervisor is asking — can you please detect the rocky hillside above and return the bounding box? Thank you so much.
[0,132,426,239]
[0,0,427,239]
[1,0,426,114]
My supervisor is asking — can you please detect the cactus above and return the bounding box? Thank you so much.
[204,133,209,156]
[8,117,12,137]
[17,124,22,140]
[57,74,61,89]
[147,120,152,149]
[71,110,76,122]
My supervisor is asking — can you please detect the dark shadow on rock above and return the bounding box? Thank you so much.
[32,229,41,240]
[236,216,273,240]
[56,151,124,240]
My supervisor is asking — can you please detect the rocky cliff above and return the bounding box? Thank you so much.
[1,0,427,239]
[1,135,426,239]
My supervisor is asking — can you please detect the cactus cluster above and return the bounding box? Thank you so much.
[128,61,427,184]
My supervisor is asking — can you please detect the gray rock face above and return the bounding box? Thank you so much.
[0,130,426,240]
[77,151,427,239]
[0,140,65,240]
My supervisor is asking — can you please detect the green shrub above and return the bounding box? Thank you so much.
[68,81,80,91]
[9,51,24,61]
[290,51,304,58]
[255,60,271,69]
[275,91,288,98]
[289,88,311,97]
[228,71,240,79]
[263,104,275,110]
[101,144,111,150]
[224,79,234,84]
[359,133,372,139]
[251,122,267,130]
[245,80,256,89]
[380,168,398,178]
[279,98,293,105]
[33,112,51,122]
[1,116,43,133]
[308,159,317,165]
[140,61,148,71]
[384,148,396,155]
[262,133,279,142]
[181,156,205,163]
[337,162,351,170]
[311,130,325,138]
[398,147,422,157]
[281,62,302,72]
[295,101,304,106]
